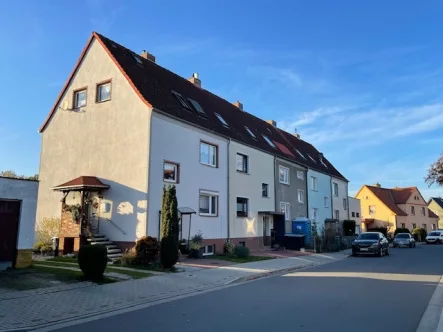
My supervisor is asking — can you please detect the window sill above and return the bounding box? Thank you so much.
[199,213,218,218]
[200,162,217,168]
[96,99,111,104]
[163,180,178,184]
[279,182,290,186]
[236,215,248,219]
[236,170,249,174]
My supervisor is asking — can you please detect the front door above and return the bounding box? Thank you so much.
[0,200,21,264]
[263,216,271,246]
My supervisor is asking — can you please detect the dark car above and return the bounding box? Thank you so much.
[393,233,415,248]
[352,232,389,257]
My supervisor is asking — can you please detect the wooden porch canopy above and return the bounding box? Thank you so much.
[51,176,110,192]
[361,218,375,224]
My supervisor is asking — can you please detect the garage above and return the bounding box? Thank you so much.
[0,200,21,266]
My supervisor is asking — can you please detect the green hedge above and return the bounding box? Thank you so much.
[394,228,410,235]
[412,228,427,242]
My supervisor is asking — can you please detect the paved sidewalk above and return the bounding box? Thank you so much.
[0,250,350,331]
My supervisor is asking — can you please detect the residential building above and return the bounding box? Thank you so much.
[0,177,38,269]
[355,183,439,234]
[331,177,349,222]
[427,197,443,229]
[275,157,308,233]
[306,169,332,231]
[348,197,362,234]
[36,32,347,254]
[228,141,275,248]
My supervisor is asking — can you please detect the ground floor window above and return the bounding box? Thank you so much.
[202,244,214,256]
[401,223,405,228]
[432,224,437,230]
[412,223,416,229]
[237,197,249,217]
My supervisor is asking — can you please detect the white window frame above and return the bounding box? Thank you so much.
[311,176,318,191]
[199,190,219,217]
[334,209,339,220]
[200,141,217,167]
[297,171,304,180]
[163,162,179,183]
[236,197,249,217]
[333,182,339,197]
[202,244,215,256]
[420,207,425,216]
[279,166,290,184]
[245,126,256,139]
[411,206,415,215]
[369,205,376,215]
[96,82,111,102]
[214,112,228,127]
[74,89,87,108]
[312,208,318,222]
[297,189,304,204]
[280,202,290,221]
[343,198,347,210]
[236,153,248,173]
[324,196,328,208]
[262,134,276,148]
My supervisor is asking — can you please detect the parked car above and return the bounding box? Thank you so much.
[352,232,390,257]
[426,231,443,244]
[393,233,415,248]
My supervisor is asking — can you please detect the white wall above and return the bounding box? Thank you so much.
[229,141,275,239]
[148,112,228,241]
[0,178,38,249]
[331,177,349,221]
[348,196,362,233]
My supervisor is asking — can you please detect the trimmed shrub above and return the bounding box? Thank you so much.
[135,236,160,265]
[224,240,235,256]
[160,185,180,268]
[368,227,388,236]
[342,220,356,236]
[78,245,108,280]
[234,245,250,259]
[394,228,410,235]
[412,228,427,242]
[115,248,136,266]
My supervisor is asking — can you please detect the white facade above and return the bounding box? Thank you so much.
[348,196,362,234]
[0,178,38,249]
[147,112,228,242]
[331,177,349,221]
[228,141,275,240]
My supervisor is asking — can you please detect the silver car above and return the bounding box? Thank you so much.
[393,233,415,248]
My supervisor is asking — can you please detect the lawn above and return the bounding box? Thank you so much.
[31,265,116,284]
[47,256,78,263]
[211,255,273,263]
[112,262,177,273]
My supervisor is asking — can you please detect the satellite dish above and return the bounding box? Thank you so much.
[60,100,69,111]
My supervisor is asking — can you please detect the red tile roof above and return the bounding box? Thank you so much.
[366,185,408,216]
[390,187,416,204]
[273,141,295,158]
[429,209,439,219]
[52,176,109,191]
[39,32,347,181]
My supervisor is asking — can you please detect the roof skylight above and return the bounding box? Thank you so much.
[262,135,276,148]
[245,126,256,139]
[188,98,207,117]
[214,112,229,127]
[132,54,143,64]
[320,160,328,168]
[295,149,306,159]
[306,153,317,163]
[172,91,191,109]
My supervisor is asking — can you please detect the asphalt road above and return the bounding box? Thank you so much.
[54,244,443,332]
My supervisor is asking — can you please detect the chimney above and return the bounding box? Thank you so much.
[140,50,155,63]
[293,128,300,139]
[375,182,381,188]
[233,101,243,111]
[266,120,277,127]
[188,73,201,88]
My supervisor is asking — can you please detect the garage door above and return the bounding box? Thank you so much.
[0,200,21,263]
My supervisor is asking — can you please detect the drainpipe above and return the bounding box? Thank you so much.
[347,182,350,221]
[330,177,333,219]
[305,167,309,220]
[227,138,231,240]
[274,156,277,212]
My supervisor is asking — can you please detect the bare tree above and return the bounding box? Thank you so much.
[0,170,38,180]
[425,153,443,187]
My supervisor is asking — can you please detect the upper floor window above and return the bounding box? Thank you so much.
[262,135,276,148]
[172,91,191,109]
[343,198,347,210]
[237,197,249,217]
[333,182,339,197]
[311,176,318,191]
[214,112,228,127]
[74,89,87,108]
[312,208,318,222]
[262,183,269,198]
[236,153,248,173]
[279,166,290,185]
[163,161,179,183]
[369,205,376,215]
[352,212,355,217]
[324,196,328,208]
[245,126,256,139]
[96,82,111,102]
[334,210,339,220]
[297,171,304,180]
[297,189,304,204]
[421,207,425,216]
[200,142,217,167]
[411,206,415,215]
[356,212,360,217]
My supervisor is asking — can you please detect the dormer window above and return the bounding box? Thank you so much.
[306,153,317,163]
[188,98,207,117]
[172,91,191,109]
[214,113,229,127]
[320,160,328,168]
[295,149,306,160]
[262,135,276,148]
[245,126,256,139]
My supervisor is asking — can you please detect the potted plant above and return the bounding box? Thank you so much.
[188,231,204,259]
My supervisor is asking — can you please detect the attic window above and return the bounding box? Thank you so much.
[172,91,191,109]
[245,126,256,139]
[295,149,306,160]
[132,54,143,65]
[262,135,276,148]
[188,98,207,117]
[214,113,229,127]
[320,160,328,168]
[306,153,317,163]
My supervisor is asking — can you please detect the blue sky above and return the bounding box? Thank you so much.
[1,0,443,199]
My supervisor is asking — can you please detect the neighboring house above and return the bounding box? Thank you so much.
[427,197,443,229]
[348,197,362,234]
[0,177,38,269]
[228,141,275,248]
[306,169,332,231]
[36,32,347,254]
[275,157,308,233]
[355,183,438,234]
[331,177,349,222]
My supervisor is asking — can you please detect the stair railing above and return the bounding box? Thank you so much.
[106,218,126,235]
